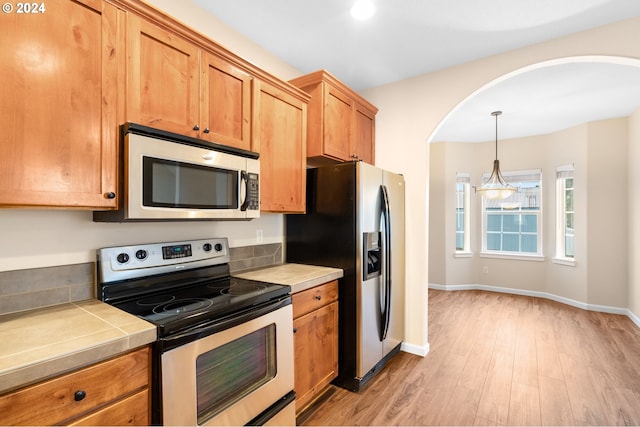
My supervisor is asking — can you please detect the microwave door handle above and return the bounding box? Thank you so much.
[240,170,249,211]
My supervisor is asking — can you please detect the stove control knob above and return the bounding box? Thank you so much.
[214,243,223,252]
[135,249,148,260]
[203,243,212,252]
[116,253,129,264]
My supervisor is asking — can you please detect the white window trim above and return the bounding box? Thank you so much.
[554,164,576,267]
[480,168,543,259]
[455,173,471,256]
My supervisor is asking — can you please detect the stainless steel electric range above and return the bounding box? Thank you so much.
[97,238,295,426]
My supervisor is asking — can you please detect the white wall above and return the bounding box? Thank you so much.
[429,118,630,311]
[628,107,640,319]
[362,17,640,350]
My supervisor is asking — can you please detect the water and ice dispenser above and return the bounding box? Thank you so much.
[363,232,382,280]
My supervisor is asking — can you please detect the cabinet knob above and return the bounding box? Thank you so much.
[74,390,87,401]
[315,295,322,301]
[193,124,200,131]
[203,128,210,134]
[105,192,116,199]
[293,327,298,333]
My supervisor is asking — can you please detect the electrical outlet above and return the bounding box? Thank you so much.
[256,229,263,243]
[482,266,489,274]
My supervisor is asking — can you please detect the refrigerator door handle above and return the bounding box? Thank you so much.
[380,184,392,341]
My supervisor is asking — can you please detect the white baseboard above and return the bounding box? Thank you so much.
[401,341,430,357]
[428,283,640,329]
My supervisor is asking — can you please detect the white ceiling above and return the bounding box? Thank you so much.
[192,0,640,142]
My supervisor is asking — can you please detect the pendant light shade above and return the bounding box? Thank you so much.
[475,111,517,200]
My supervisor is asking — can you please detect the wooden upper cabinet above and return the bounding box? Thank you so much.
[201,53,252,150]
[323,85,353,161]
[254,80,308,213]
[126,16,254,149]
[0,0,121,208]
[289,70,378,166]
[353,102,376,164]
[125,14,200,137]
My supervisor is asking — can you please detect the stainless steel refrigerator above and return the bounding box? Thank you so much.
[286,161,405,392]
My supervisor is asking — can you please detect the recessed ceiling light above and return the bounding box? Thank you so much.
[350,0,375,20]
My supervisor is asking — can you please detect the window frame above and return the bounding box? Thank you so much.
[480,169,544,261]
[554,164,576,266]
[455,173,471,257]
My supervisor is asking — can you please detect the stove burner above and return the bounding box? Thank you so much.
[153,298,213,315]
[221,284,267,296]
[137,295,175,306]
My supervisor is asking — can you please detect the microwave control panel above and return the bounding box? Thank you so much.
[244,172,260,211]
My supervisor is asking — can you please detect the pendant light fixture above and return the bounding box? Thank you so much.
[475,111,517,199]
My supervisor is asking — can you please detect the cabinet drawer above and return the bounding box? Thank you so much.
[292,280,339,318]
[0,347,150,426]
[70,389,150,426]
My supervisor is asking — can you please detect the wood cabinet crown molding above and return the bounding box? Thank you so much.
[289,69,378,114]
[107,0,309,104]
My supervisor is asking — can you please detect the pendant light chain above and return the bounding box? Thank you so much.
[492,110,501,161]
[474,110,515,199]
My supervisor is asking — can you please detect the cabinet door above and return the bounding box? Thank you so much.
[323,84,353,161]
[0,0,120,208]
[201,52,252,150]
[254,81,307,213]
[353,102,376,164]
[293,301,338,412]
[126,14,199,137]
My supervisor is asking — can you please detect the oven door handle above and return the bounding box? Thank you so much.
[157,296,291,352]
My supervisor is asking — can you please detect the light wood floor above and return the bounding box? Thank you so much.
[299,289,640,426]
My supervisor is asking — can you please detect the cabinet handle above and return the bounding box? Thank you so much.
[203,128,210,134]
[193,124,200,131]
[105,192,116,199]
[74,390,87,402]
[315,295,322,301]
[293,327,297,333]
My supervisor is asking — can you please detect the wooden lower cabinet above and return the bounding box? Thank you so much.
[0,346,151,426]
[292,281,339,413]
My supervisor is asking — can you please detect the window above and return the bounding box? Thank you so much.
[481,169,543,258]
[455,173,471,255]
[555,164,575,265]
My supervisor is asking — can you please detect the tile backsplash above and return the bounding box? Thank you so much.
[0,243,282,316]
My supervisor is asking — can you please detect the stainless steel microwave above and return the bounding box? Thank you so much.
[94,123,259,222]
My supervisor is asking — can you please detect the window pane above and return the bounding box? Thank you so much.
[503,215,519,232]
[502,234,519,252]
[565,235,574,257]
[565,188,574,211]
[487,233,501,251]
[456,211,464,232]
[521,215,537,233]
[456,232,464,251]
[521,235,537,253]
[487,214,502,232]
[565,212,574,230]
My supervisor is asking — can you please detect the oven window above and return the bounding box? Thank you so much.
[143,157,238,209]
[196,324,277,425]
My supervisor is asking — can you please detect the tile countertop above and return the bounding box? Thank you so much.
[234,263,343,293]
[0,300,156,394]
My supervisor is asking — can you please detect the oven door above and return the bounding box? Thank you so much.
[160,303,294,426]
[126,132,260,220]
